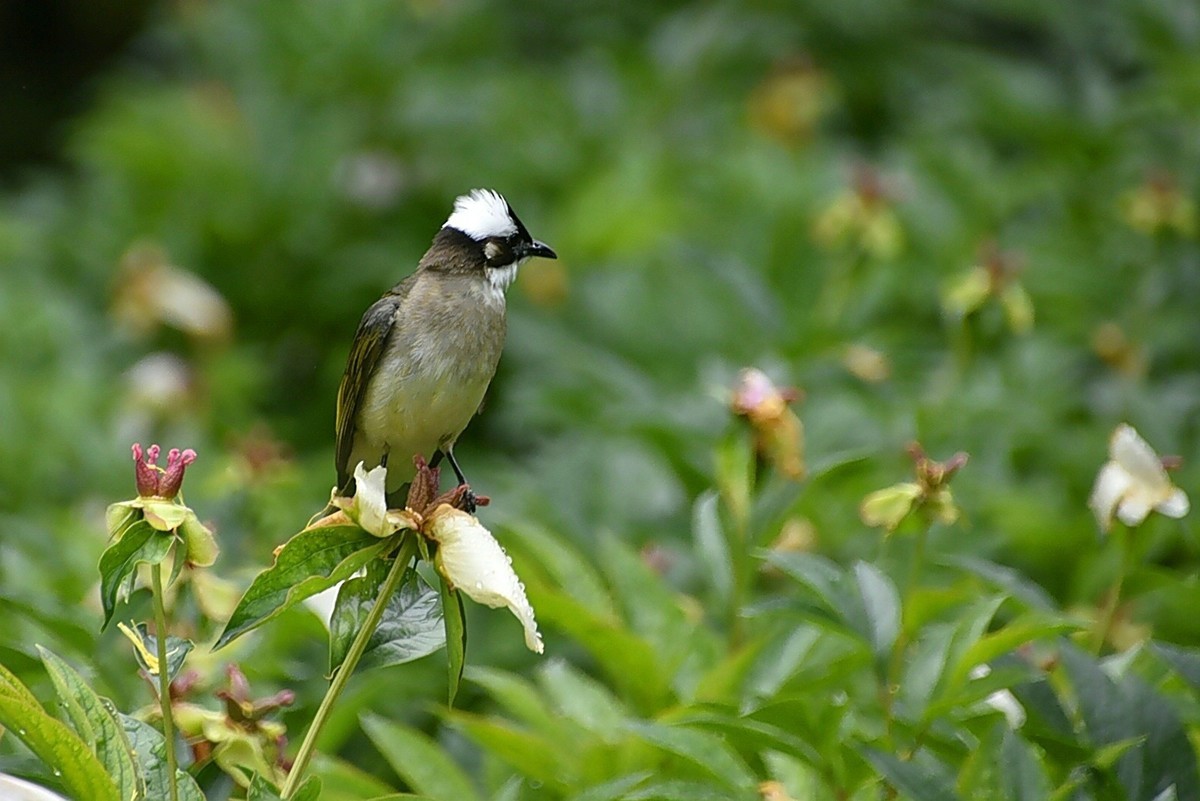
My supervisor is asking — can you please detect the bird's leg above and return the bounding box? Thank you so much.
[428,451,445,469]
[443,449,478,513]
[444,449,469,486]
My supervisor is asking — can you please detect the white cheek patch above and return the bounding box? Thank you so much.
[443,189,518,240]
[484,241,504,261]
[487,263,519,294]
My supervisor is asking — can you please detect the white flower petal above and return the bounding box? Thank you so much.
[1116,492,1154,528]
[1110,424,1170,493]
[984,689,1026,729]
[430,507,543,654]
[1157,487,1190,519]
[351,462,393,537]
[1089,462,1133,533]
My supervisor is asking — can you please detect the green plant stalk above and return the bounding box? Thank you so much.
[282,534,417,798]
[151,562,180,801]
[883,521,931,745]
[1092,525,1133,655]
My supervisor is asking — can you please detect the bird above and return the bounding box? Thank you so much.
[332,188,556,509]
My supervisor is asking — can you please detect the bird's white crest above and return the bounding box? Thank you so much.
[443,189,518,240]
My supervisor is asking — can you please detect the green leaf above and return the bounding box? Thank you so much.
[1000,727,1050,801]
[941,555,1057,612]
[440,580,466,706]
[120,714,205,801]
[310,754,397,801]
[1152,642,1200,691]
[0,689,119,801]
[247,773,321,801]
[97,519,174,628]
[0,660,45,710]
[537,660,629,739]
[861,747,961,801]
[361,714,482,801]
[500,523,614,616]
[904,596,1006,718]
[36,646,140,801]
[465,667,563,736]
[215,525,391,648]
[623,780,740,801]
[247,774,285,801]
[450,711,572,789]
[1061,644,1200,801]
[853,561,901,671]
[947,614,1075,689]
[122,621,194,682]
[624,720,757,794]
[330,563,444,674]
[568,772,654,801]
[530,588,671,712]
[692,490,733,606]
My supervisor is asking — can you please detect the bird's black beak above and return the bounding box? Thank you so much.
[521,239,557,260]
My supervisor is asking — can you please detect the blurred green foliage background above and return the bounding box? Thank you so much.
[2,0,1200,797]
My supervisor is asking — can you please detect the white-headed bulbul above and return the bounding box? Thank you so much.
[333,189,556,506]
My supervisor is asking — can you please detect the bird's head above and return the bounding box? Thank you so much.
[433,189,556,291]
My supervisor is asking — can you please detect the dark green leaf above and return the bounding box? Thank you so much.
[309,754,396,801]
[362,714,481,801]
[537,659,629,739]
[501,523,614,616]
[692,490,733,606]
[440,579,466,707]
[861,747,961,801]
[530,588,671,712]
[853,560,901,670]
[248,773,321,801]
[1061,644,1200,801]
[624,721,757,794]
[450,711,571,788]
[625,780,743,801]
[216,525,391,648]
[120,714,205,801]
[36,646,140,801]
[568,772,653,801]
[97,520,174,628]
[1151,642,1200,692]
[941,555,1057,612]
[1000,726,1050,801]
[330,564,444,674]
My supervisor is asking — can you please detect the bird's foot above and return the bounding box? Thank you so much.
[458,485,490,514]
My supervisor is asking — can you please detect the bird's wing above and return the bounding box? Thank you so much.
[334,280,412,492]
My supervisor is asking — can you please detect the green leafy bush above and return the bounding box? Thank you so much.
[2,0,1199,799]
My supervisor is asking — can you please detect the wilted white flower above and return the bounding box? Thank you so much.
[1089,424,1189,533]
[427,506,543,654]
[968,664,1025,728]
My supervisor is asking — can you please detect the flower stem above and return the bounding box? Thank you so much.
[150,563,180,801]
[1092,526,1133,655]
[282,534,416,798]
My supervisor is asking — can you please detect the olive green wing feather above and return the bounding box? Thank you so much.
[334,286,408,491]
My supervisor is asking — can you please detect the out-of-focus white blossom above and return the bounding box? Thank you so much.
[1089,424,1189,533]
[969,664,1025,729]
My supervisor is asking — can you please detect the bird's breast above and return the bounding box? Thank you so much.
[354,284,506,485]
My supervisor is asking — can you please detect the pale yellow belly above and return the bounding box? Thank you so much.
[351,350,493,492]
